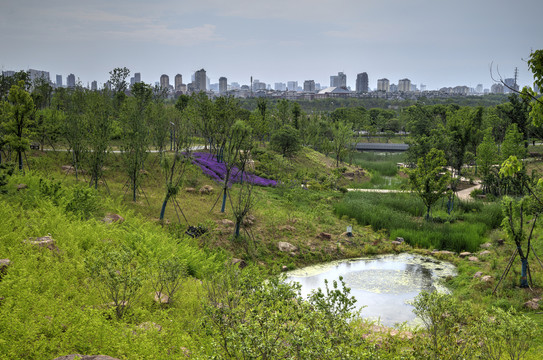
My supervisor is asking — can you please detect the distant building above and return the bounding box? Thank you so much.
[28,69,50,85]
[377,78,390,92]
[67,73,76,88]
[330,72,347,88]
[410,84,417,92]
[160,74,170,90]
[91,81,97,91]
[253,79,266,91]
[476,84,483,93]
[194,69,206,92]
[274,82,286,91]
[231,82,240,90]
[420,84,427,92]
[303,80,316,93]
[503,78,518,93]
[491,83,504,94]
[356,72,369,93]
[56,75,62,88]
[398,78,411,92]
[287,81,298,91]
[175,74,183,91]
[219,77,227,95]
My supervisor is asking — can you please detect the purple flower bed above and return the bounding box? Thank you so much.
[192,152,277,187]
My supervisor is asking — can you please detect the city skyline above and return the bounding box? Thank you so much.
[1,0,542,90]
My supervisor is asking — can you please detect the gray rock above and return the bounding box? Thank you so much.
[481,275,493,282]
[473,271,483,278]
[16,183,27,191]
[318,232,332,240]
[479,250,491,256]
[24,236,58,252]
[524,298,540,310]
[468,256,479,262]
[102,213,124,224]
[199,185,214,194]
[480,242,492,249]
[459,252,471,258]
[395,237,405,243]
[278,242,298,253]
[231,258,247,269]
[0,259,10,272]
[154,292,170,304]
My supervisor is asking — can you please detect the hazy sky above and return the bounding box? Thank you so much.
[1,0,542,90]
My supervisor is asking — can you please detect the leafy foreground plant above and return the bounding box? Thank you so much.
[202,266,374,359]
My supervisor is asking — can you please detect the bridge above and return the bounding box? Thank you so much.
[355,143,409,152]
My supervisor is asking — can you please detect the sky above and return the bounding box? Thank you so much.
[1,0,542,91]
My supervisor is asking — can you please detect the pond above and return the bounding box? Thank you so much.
[286,253,456,327]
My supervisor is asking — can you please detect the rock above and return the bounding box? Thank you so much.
[459,252,471,258]
[318,232,332,240]
[524,298,540,310]
[473,271,483,278]
[53,355,120,360]
[433,250,454,256]
[24,236,58,252]
[231,258,247,269]
[480,275,493,282]
[281,265,288,272]
[395,237,405,243]
[16,183,27,191]
[480,242,492,249]
[479,250,491,256]
[391,241,402,245]
[243,214,256,226]
[199,185,214,194]
[497,239,505,246]
[468,256,479,262]
[154,292,170,304]
[278,241,298,253]
[185,187,196,193]
[0,259,10,271]
[221,219,234,226]
[101,213,125,224]
[279,225,296,232]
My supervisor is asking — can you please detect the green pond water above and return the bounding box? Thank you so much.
[287,253,456,327]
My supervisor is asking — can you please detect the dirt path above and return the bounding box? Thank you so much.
[347,183,481,201]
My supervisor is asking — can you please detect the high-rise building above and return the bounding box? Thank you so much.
[287,81,298,91]
[476,84,483,93]
[398,78,411,92]
[175,74,183,91]
[91,81,98,91]
[377,78,390,92]
[67,74,76,88]
[303,80,316,93]
[503,78,518,93]
[56,75,62,88]
[389,83,398,93]
[194,69,206,92]
[28,69,50,85]
[330,72,347,88]
[420,84,427,92]
[491,83,504,94]
[219,77,227,95]
[274,82,286,91]
[134,73,141,83]
[160,74,170,90]
[253,79,266,91]
[356,72,369,93]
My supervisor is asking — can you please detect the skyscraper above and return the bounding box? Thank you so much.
[67,73,76,88]
[356,72,369,93]
[134,73,141,83]
[398,78,411,92]
[175,74,183,91]
[303,80,316,93]
[377,78,390,92]
[219,77,227,95]
[56,75,62,88]
[194,69,206,92]
[287,81,298,91]
[330,72,346,88]
[160,74,170,90]
[91,81,98,91]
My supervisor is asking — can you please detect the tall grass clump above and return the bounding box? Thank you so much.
[351,152,405,177]
[335,192,502,252]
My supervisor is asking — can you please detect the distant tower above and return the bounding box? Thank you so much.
[160,74,170,90]
[134,72,141,83]
[398,78,411,92]
[67,73,76,88]
[91,80,97,91]
[356,72,369,93]
[377,78,390,92]
[303,80,316,93]
[250,76,253,96]
[175,74,183,91]
[514,67,519,89]
[219,77,227,95]
[56,75,62,88]
[194,69,206,92]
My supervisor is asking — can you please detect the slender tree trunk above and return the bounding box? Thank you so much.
[159,195,169,221]
[520,257,529,287]
[234,220,241,237]
[18,151,23,171]
[221,187,227,213]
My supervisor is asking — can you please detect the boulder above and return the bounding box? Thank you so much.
[102,213,125,224]
[524,298,540,310]
[243,215,256,226]
[16,183,27,191]
[278,242,298,253]
[281,265,289,272]
[53,355,120,360]
[395,237,405,243]
[185,187,196,193]
[231,258,247,269]
[480,242,492,249]
[318,232,332,240]
[24,236,58,252]
[199,185,214,194]
[221,219,235,226]
[459,252,471,258]
[480,275,493,283]
[473,271,483,278]
[479,250,491,256]
[433,250,454,256]
[468,256,479,262]
[154,292,170,304]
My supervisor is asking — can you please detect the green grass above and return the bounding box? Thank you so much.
[350,152,406,177]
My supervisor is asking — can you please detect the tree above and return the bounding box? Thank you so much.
[1,81,35,170]
[330,121,353,167]
[408,148,449,220]
[120,82,152,202]
[476,129,498,193]
[270,125,301,157]
[501,123,527,161]
[109,67,130,112]
[60,86,87,180]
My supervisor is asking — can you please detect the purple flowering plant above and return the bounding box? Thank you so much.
[192,152,277,187]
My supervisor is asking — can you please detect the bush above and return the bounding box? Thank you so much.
[270,125,301,157]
